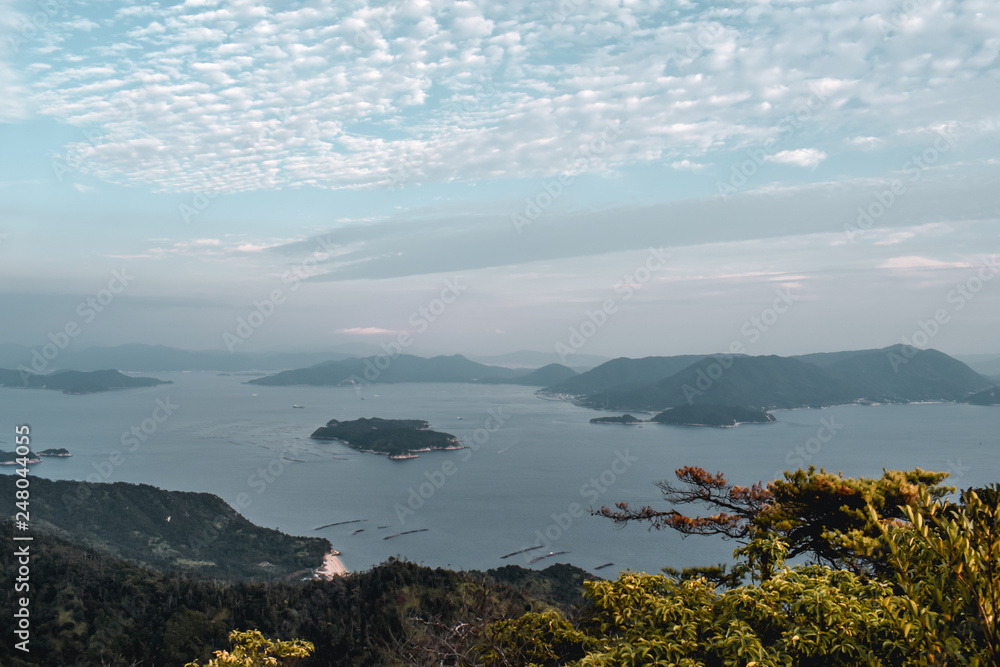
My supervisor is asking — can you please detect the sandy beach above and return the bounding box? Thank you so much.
[314,550,349,579]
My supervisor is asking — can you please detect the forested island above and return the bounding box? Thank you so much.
[310,417,463,459]
[0,450,40,464]
[590,413,645,424]
[651,404,776,427]
[0,368,170,394]
[543,345,995,411]
[591,405,775,427]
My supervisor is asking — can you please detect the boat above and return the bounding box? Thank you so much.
[292,405,305,408]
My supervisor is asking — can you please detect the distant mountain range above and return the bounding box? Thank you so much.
[247,354,577,387]
[0,369,169,394]
[0,343,353,372]
[542,345,996,411]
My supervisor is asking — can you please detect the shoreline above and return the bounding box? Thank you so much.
[313,549,349,579]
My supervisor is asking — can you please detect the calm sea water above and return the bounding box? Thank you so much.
[2,372,998,577]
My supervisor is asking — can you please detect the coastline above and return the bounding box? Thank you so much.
[313,549,349,579]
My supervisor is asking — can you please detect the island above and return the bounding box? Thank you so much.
[0,369,170,394]
[310,418,464,459]
[964,386,1000,406]
[0,450,41,465]
[650,404,776,427]
[39,448,72,457]
[590,414,645,424]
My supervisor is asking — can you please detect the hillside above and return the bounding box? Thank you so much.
[541,355,710,396]
[0,475,329,581]
[0,525,591,667]
[477,362,579,386]
[571,347,992,412]
[248,354,523,386]
[581,355,851,411]
[965,385,1000,405]
[824,345,992,402]
[0,369,170,393]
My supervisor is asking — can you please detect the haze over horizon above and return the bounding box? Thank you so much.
[2,0,999,359]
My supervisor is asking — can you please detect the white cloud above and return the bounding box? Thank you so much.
[877,256,972,271]
[765,148,827,169]
[6,0,999,193]
[335,327,399,335]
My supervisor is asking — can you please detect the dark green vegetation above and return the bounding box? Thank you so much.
[0,475,329,581]
[0,520,588,666]
[0,450,40,464]
[589,413,645,424]
[965,385,1000,405]
[650,404,776,426]
[544,354,710,396]
[38,448,71,456]
[546,345,993,411]
[473,468,1000,666]
[0,368,169,394]
[311,417,461,458]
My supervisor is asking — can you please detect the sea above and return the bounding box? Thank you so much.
[1,371,998,577]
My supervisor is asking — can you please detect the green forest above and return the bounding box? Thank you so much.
[2,466,998,666]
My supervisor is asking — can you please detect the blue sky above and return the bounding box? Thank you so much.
[1,0,999,358]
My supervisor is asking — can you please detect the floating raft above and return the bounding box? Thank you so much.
[384,528,429,540]
[314,519,367,530]
[528,550,569,565]
[500,545,544,559]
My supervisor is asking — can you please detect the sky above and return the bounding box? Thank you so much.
[1,0,999,360]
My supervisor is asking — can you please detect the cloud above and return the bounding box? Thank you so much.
[877,256,972,271]
[13,0,999,193]
[846,136,886,151]
[335,327,399,335]
[765,148,827,169]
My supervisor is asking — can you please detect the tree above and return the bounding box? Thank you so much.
[184,629,313,667]
[479,470,1000,666]
[595,465,952,576]
[876,484,1000,665]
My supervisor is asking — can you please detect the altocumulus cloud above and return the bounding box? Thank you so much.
[5,0,998,193]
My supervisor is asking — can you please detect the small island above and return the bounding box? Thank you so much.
[590,414,645,424]
[650,404,776,427]
[964,386,1000,406]
[310,418,463,459]
[39,448,72,457]
[0,369,170,394]
[0,450,41,465]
